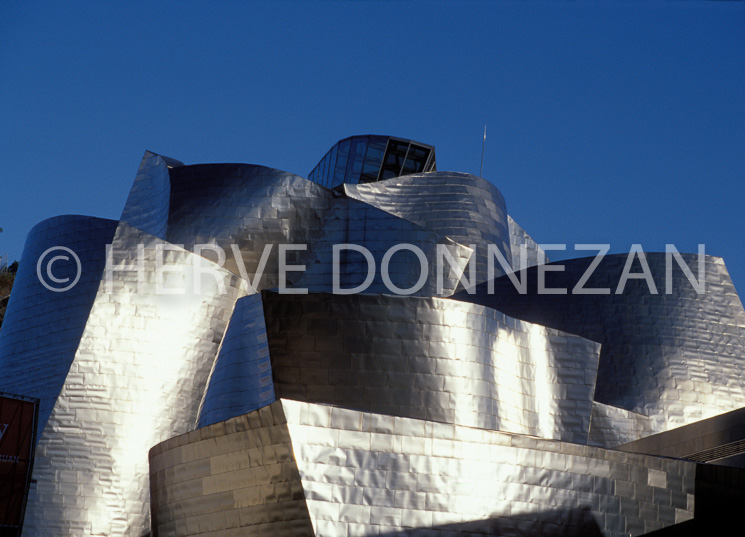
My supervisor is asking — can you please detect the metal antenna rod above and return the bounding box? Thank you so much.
[479,124,487,177]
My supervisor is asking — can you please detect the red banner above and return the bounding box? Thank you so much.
[0,393,38,535]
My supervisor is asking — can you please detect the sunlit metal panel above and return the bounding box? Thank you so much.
[345,172,512,284]
[507,214,548,271]
[0,215,118,436]
[150,399,701,536]
[196,293,273,428]
[20,223,248,536]
[262,291,599,444]
[457,253,745,439]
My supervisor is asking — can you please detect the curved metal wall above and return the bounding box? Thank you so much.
[262,292,600,444]
[344,172,513,284]
[21,223,249,536]
[119,151,179,239]
[165,163,334,288]
[456,253,745,438]
[196,293,274,428]
[296,196,472,297]
[0,215,118,436]
[150,399,697,537]
[5,143,745,536]
[160,160,472,296]
[508,214,547,271]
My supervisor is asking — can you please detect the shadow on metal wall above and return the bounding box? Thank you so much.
[377,506,604,537]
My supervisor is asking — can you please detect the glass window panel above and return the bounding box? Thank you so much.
[332,139,351,188]
[309,160,320,183]
[314,155,322,186]
[364,140,386,167]
[380,168,398,180]
[321,153,330,187]
[380,139,410,179]
[400,144,430,175]
[325,146,337,188]
[359,164,380,183]
[426,155,436,172]
[309,137,434,185]
[409,145,427,158]
[345,137,367,185]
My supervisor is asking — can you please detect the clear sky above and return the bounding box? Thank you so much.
[2,2,744,291]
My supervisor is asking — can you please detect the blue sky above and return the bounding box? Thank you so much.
[2,2,744,291]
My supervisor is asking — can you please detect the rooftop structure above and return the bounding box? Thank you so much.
[308,135,436,188]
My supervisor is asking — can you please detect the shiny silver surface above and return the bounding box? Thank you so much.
[507,214,547,271]
[119,151,182,240]
[3,137,745,535]
[196,293,274,428]
[155,160,470,295]
[296,197,472,297]
[165,163,333,288]
[458,253,745,441]
[344,172,512,284]
[21,224,248,536]
[150,399,697,537]
[0,215,118,436]
[263,292,600,444]
[589,402,654,448]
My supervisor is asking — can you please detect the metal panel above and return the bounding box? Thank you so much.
[616,405,745,466]
[345,172,512,284]
[196,293,274,428]
[150,399,698,537]
[508,214,547,271]
[165,163,335,289]
[457,253,745,439]
[296,197,473,297]
[21,223,248,536]
[4,141,745,536]
[589,402,654,448]
[0,215,118,437]
[119,151,181,240]
[263,292,600,445]
[150,402,315,537]
[163,160,472,296]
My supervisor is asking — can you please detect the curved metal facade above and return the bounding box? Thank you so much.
[119,151,181,239]
[197,290,600,443]
[0,215,118,435]
[345,172,512,283]
[1,135,743,536]
[456,253,745,441]
[261,291,599,444]
[20,223,249,535]
[165,163,333,288]
[132,161,471,295]
[508,214,547,271]
[151,399,699,537]
[196,293,273,428]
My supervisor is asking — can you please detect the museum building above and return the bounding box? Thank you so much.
[1,135,744,536]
